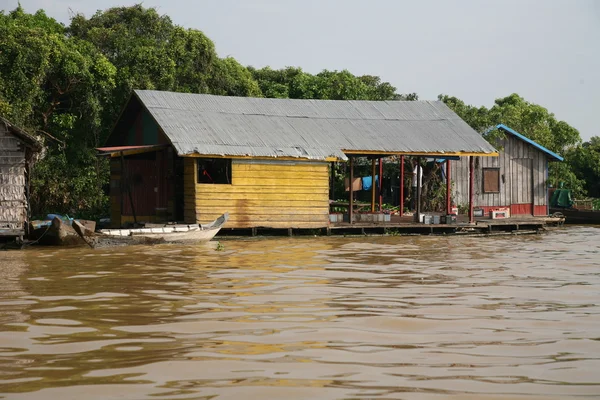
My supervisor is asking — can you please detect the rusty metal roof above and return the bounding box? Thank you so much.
[0,116,43,151]
[133,90,497,161]
[96,144,170,158]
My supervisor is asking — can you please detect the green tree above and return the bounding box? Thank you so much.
[249,66,413,101]
[209,57,262,97]
[69,4,262,117]
[437,95,491,133]
[567,137,600,198]
[1,6,117,218]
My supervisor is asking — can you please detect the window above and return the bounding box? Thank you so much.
[483,168,500,193]
[197,158,231,184]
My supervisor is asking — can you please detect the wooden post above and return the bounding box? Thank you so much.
[469,156,475,223]
[400,155,404,217]
[546,159,549,216]
[446,159,452,215]
[330,161,335,200]
[371,158,376,212]
[416,157,422,222]
[378,157,383,211]
[349,157,354,224]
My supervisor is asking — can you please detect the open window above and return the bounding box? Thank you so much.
[197,158,232,184]
[483,168,500,193]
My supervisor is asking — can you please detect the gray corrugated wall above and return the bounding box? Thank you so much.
[451,135,549,210]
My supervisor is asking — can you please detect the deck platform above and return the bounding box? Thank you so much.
[217,215,565,238]
[327,215,564,236]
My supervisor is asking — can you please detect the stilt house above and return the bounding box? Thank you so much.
[450,124,563,217]
[0,117,42,239]
[101,90,498,229]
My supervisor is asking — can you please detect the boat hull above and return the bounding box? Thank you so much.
[550,208,600,224]
[73,213,228,248]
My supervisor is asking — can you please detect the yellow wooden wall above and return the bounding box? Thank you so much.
[184,159,330,228]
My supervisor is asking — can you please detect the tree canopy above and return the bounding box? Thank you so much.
[0,6,117,217]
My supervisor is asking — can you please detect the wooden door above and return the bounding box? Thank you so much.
[511,158,533,214]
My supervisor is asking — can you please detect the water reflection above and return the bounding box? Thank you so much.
[0,227,599,399]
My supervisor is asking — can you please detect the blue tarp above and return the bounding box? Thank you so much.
[362,175,379,191]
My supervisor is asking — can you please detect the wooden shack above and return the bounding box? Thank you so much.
[450,124,563,217]
[101,90,497,229]
[0,117,42,239]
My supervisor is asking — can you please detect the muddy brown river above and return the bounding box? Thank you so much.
[1,226,599,399]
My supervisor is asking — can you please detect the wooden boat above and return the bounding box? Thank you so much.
[29,217,96,246]
[73,213,228,248]
[550,208,600,225]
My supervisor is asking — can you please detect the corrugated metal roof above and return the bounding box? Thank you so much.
[133,90,498,161]
[496,124,564,162]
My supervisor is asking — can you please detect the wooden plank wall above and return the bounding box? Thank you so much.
[0,124,27,234]
[450,135,549,214]
[187,159,330,228]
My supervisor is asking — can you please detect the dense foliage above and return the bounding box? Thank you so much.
[0,5,596,219]
[0,7,116,218]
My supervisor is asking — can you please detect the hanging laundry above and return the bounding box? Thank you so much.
[361,175,378,191]
[344,177,362,191]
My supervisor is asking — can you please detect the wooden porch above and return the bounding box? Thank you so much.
[216,214,565,237]
[327,213,565,235]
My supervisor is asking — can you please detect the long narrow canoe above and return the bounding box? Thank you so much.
[73,213,228,248]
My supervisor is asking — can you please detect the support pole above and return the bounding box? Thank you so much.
[446,159,452,215]
[469,156,475,223]
[330,162,335,200]
[400,155,404,217]
[371,158,376,212]
[416,157,422,223]
[378,157,383,211]
[349,157,354,224]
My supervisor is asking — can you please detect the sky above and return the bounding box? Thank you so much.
[4,0,600,141]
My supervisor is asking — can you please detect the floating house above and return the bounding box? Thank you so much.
[101,90,498,229]
[450,124,563,217]
[0,117,42,240]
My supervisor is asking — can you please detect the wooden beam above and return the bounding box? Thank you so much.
[343,150,499,157]
[446,159,452,215]
[330,162,335,200]
[104,145,169,158]
[0,229,25,237]
[378,157,383,211]
[349,157,354,224]
[469,156,475,223]
[416,157,422,222]
[371,158,376,212]
[400,155,404,217]
[182,154,342,162]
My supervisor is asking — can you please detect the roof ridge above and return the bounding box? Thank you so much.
[146,105,455,122]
